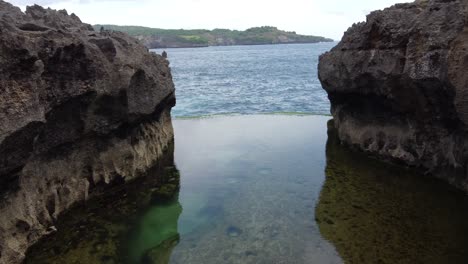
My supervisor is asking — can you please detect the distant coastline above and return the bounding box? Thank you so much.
[93,25,334,49]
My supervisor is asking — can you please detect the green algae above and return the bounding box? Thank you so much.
[24,148,182,264]
[316,121,468,264]
[125,193,182,263]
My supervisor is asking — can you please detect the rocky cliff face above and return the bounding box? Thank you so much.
[318,0,468,192]
[0,1,175,263]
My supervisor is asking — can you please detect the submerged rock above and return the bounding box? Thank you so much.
[23,155,182,264]
[141,234,180,264]
[318,0,468,192]
[0,1,175,263]
[226,225,242,237]
[316,122,468,264]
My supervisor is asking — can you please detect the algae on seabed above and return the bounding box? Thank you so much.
[316,121,468,264]
[24,146,183,264]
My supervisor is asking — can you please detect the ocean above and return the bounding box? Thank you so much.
[154,43,335,117]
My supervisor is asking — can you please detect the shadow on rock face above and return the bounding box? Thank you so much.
[315,120,468,264]
[23,146,183,264]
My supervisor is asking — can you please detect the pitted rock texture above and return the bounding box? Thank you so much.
[319,0,468,192]
[0,1,175,184]
[0,1,175,263]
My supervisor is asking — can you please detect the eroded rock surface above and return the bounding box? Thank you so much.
[0,1,175,263]
[319,0,468,192]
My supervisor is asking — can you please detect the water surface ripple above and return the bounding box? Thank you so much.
[153,43,336,117]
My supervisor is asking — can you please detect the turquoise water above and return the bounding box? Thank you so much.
[25,115,468,263]
[153,43,335,117]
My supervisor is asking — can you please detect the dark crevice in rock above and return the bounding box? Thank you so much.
[15,220,31,233]
[89,38,116,61]
[0,121,44,189]
[42,43,94,85]
[18,23,49,32]
[109,91,175,141]
[45,194,56,220]
[34,92,95,154]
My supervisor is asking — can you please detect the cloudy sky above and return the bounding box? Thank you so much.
[7,0,411,40]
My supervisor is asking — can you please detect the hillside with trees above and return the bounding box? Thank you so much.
[94,25,334,48]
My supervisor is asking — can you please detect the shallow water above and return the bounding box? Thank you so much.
[153,43,335,117]
[24,115,468,264]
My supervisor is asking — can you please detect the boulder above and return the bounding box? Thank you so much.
[0,1,176,263]
[319,0,468,192]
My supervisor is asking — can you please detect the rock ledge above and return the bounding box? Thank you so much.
[0,1,176,263]
[319,0,468,192]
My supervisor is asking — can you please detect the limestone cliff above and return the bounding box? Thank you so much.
[318,0,468,192]
[0,1,175,263]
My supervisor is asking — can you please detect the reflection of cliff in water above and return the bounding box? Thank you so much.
[316,121,468,264]
[24,143,182,264]
[0,106,175,263]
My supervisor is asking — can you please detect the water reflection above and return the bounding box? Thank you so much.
[24,145,182,264]
[125,172,182,264]
[316,121,468,264]
[23,116,468,264]
[25,115,339,264]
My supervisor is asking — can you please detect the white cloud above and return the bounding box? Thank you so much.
[6,0,412,40]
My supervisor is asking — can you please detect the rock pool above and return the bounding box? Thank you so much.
[24,115,468,264]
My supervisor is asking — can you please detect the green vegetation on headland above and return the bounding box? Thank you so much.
[93,25,334,48]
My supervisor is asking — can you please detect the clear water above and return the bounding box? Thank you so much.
[153,43,335,117]
[168,115,339,263]
[25,116,468,264]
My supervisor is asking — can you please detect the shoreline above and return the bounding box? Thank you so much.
[172,112,333,120]
[150,41,337,50]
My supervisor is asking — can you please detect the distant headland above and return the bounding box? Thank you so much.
[93,25,334,48]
